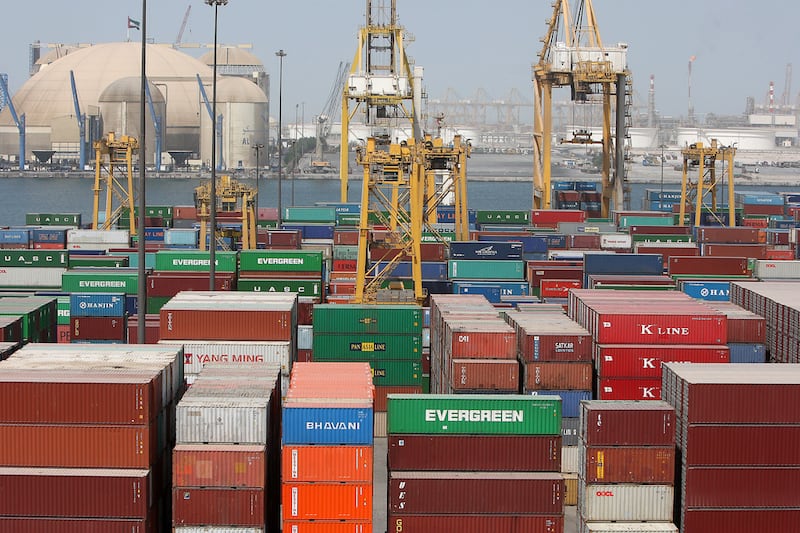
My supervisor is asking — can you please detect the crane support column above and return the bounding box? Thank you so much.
[614,72,626,213]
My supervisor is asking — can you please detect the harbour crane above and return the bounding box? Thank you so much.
[532,0,631,216]
[92,132,138,232]
[194,175,257,250]
[175,5,192,47]
[678,140,736,228]
[312,61,350,171]
[69,71,87,170]
[196,74,224,170]
[0,74,25,171]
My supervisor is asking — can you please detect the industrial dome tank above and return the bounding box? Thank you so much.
[0,42,215,161]
[98,77,166,164]
[199,75,268,169]
[676,128,776,151]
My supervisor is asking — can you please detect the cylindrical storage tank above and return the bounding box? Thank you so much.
[98,77,165,164]
[200,76,267,169]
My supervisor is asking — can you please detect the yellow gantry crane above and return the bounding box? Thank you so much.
[194,175,258,250]
[92,132,138,231]
[340,0,423,203]
[678,140,736,227]
[532,0,631,216]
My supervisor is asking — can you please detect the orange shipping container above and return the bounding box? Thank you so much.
[0,423,159,468]
[283,522,372,533]
[448,359,520,392]
[282,446,373,482]
[282,483,372,520]
[524,362,593,390]
[173,444,266,488]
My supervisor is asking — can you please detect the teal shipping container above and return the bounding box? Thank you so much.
[237,278,322,298]
[448,260,525,280]
[313,304,422,335]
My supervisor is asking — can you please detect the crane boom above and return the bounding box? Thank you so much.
[69,70,86,170]
[0,74,26,171]
[175,5,191,47]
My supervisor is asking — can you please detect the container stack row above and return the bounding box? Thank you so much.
[311,303,423,435]
[281,362,375,532]
[0,343,184,532]
[662,363,800,532]
[429,294,519,395]
[568,289,729,400]
[158,291,297,394]
[69,292,127,343]
[730,280,800,362]
[387,394,566,532]
[578,400,678,533]
[172,364,282,532]
[448,239,528,303]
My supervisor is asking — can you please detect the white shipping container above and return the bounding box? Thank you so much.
[160,340,292,375]
[300,241,333,260]
[562,445,578,473]
[0,266,65,287]
[580,484,673,522]
[374,411,387,438]
[297,326,313,351]
[600,234,633,250]
[176,397,270,444]
[422,327,430,348]
[753,260,800,279]
[67,229,130,244]
[581,523,678,533]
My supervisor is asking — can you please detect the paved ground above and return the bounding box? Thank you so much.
[373,437,580,533]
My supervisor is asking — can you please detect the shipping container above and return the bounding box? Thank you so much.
[282,445,372,482]
[580,401,676,446]
[388,471,563,515]
[313,334,421,361]
[524,362,592,390]
[164,340,292,375]
[0,249,68,267]
[448,260,525,280]
[579,484,673,521]
[173,444,266,487]
[449,241,523,260]
[387,394,561,435]
[595,344,729,379]
[70,316,126,341]
[681,424,800,466]
[0,266,65,288]
[282,483,372,520]
[387,515,563,533]
[176,396,271,445]
[282,523,371,533]
[282,407,373,445]
[154,250,237,272]
[683,466,800,507]
[681,509,800,533]
[531,390,591,418]
[581,446,675,484]
[580,523,678,533]
[387,434,560,472]
[172,487,265,527]
[61,271,139,294]
[240,250,323,273]
[448,359,520,392]
[0,517,155,532]
[69,293,126,317]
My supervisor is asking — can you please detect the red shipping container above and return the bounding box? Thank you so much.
[683,466,800,508]
[595,344,730,378]
[281,446,372,482]
[388,434,560,472]
[388,471,563,515]
[582,446,675,484]
[635,244,699,268]
[592,312,727,345]
[766,248,794,260]
[532,209,585,228]
[527,265,583,292]
[0,316,22,342]
[283,522,372,533]
[282,483,372,521]
[449,359,520,391]
[71,316,126,341]
[0,467,151,519]
[126,314,161,344]
[682,424,800,467]
[539,279,582,299]
[148,272,235,296]
[333,229,360,245]
[0,370,161,424]
[567,234,601,249]
[374,386,423,412]
[369,243,446,262]
[173,205,198,220]
[702,243,767,260]
[742,217,769,228]
[173,444,266,488]
[0,423,159,468]
[695,227,764,244]
[160,307,293,341]
[172,487,265,526]
[32,242,65,250]
[597,378,662,400]
[444,323,516,358]
[743,204,785,216]
[388,515,564,533]
[0,517,154,533]
[629,225,693,235]
[297,297,316,326]
[57,324,71,343]
[329,281,356,295]
[668,256,750,276]
[524,361,592,390]
[257,207,279,221]
[296,349,313,363]
[682,509,800,533]
[333,259,357,272]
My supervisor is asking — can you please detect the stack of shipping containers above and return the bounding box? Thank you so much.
[282,362,374,532]
[0,249,67,289]
[238,250,325,301]
[504,308,593,502]
[148,250,238,314]
[730,280,800,362]
[578,400,678,533]
[159,291,297,394]
[69,292,127,343]
[0,343,183,531]
[662,363,800,532]
[429,294,518,395]
[387,394,565,532]
[312,303,423,435]
[568,289,729,400]
[448,240,527,303]
[0,295,57,343]
[694,226,767,260]
[173,363,282,532]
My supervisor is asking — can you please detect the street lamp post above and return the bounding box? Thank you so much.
[253,143,264,209]
[276,49,286,226]
[293,103,299,206]
[205,0,228,290]
[137,0,147,343]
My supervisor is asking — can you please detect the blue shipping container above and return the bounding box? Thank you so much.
[553,181,576,191]
[436,206,477,224]
[453,282,502,303]
[583,253,664,287]
[32,229,67,244]
[69,293,126,317]
[144,227,165,241]
[282,406,373,445]
[371,261,448,281]
[449,241,523,260]
[728,343,766,363]
[0,229,30,244]
[164,228,198,247]
[736,193,784,206]
[476,235,549,254]
[681,281,731,301]
[125,295,138,316]
[531,390,591,418]
[575,182,598,192]
[282,224,335,240]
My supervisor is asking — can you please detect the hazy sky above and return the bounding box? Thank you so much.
[2,1,798,123]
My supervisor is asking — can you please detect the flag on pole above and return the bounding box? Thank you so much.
[128,17,141,30]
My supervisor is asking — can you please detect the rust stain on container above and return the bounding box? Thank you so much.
[582,446,675,484]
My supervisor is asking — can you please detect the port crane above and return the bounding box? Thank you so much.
[0,74,25,171]
[195,175,257,251]
[91,132,138,232]
[678,140,736,227]
[532,0,631,216]
[311,61,350,172]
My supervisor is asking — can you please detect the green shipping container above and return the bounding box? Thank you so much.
[283,206,337,223]
[239,250,323,273]
[631,234,693,243]
[448,260,525,280]
[237,278,322,297]
[0,250,68,268]
[387,394,562,435]
[61,271,139,295]
[146,296,171,314]
[68,256,130,268]
[370,360,422,386]
[154,251,238,272]
[475,210,530,225]
[57,296,70,326]
[313,333,421,361]
[108,252,157,270]
[421,374,431,394]
[257,220,279,228]
[25,213,81,226]
[313,304,422,335]
[0,296,57,342]
[336,213,360,227]
[421,232,455,243]
[617,215,674,229]
[333,245,359,261]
